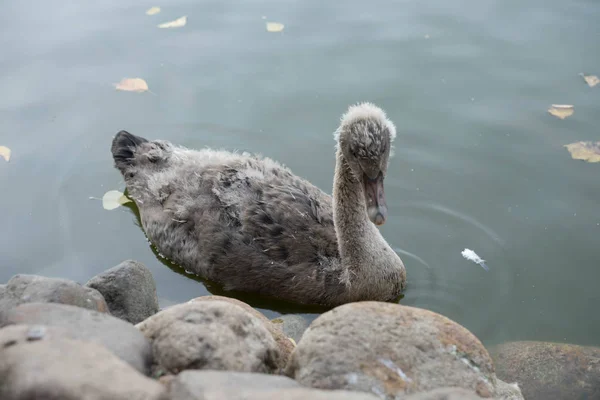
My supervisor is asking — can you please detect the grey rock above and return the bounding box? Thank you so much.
[86,260,159,324]
[137,301,281,375]
[168,371,379,400]
[0,302,152,375]
[0,324,167,400]
[490,341,600,400]
[286,302,496,399]
[188,296,294,368]
[494,379,524,400]
[169,370,301,400]
[0,274,108,313]
[271,314,309,344]
[402,387,483,399]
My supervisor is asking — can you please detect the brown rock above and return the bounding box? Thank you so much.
[189,296,294,367]
[0,274,108,313]
[0,324,167,400]
[491,341,600,400]
[286,301,496,399]
[137,301,281,375]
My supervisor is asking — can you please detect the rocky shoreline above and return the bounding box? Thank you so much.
[0,261,597,400]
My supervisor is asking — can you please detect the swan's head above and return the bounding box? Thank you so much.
[335,102,396,226]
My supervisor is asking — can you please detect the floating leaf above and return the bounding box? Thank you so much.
[564,141,600,163]
[146,6,161,15]
[0,146,11,162]
[548,104,574,120]
[102,190,132,210]
[158,16,187,28]
[580,73,599,88]
[266,22,284,32]
[115,78,149,93]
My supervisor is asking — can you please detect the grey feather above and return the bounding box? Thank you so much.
[110,103,406,307]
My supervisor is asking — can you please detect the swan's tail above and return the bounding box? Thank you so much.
[111,130,149,173]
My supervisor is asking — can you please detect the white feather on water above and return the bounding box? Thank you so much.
[461,248,489,271]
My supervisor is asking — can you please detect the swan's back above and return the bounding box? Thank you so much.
[113,131,345,304]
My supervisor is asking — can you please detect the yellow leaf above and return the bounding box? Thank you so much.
[158,16,187,28]
[146,6,161,15]
[564,141,600,163]
[115,78,149,93]
[102,190,132,210]
[548,104,574,120]
[266,22,284,32]
[0,146,11,162]
[580,74,599,88]
[287,337,297,347]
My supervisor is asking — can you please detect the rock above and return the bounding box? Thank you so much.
[0,274,108,313]
[0,324,167,400]
[402,387,483,399]
[490,341,600,400]
[271,314,309,344]
[188,296,294,368]
[168,370,378,400]
[86,260,159,324]
[169,370,301,400]
[0,302,152,375]
[286,301,496,399]
[494,379,524,400]
[137,301,281,375]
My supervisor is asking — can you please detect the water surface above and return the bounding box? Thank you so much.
[1,0,599,347]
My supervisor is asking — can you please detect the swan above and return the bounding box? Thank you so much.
[110,103,406,306]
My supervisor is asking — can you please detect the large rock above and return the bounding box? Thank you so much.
[286,301,496,398]
[0,324,167,400]
[188,296,294,368]
[168,370,378,400]
[402,388,483,399]
[0,274,108,313]
[86,260,159,324]
[137,301,281,375]
[271,314,309,344]
[490,341,600,400]
[0,302,152,375]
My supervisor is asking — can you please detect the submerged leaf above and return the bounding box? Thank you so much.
[548,104,574,120]
[580,73,599,88]
[102,190,132,210]
[564,141,600,163]
[146,6,161,15]
[158,16,187,28]
[266,22,284,32]
[0,146,11,162]
[115,78,149,93]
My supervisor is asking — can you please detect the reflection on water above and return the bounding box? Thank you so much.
[1,0,599,346]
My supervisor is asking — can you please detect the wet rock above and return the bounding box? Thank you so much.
[86,260,159,324]
[0,302,152,375]
[271,314,309,344]
[0,274,108,313]
[188,296,294,368]
[286,301,496,399]
[0,324,167,400]
[490,340,600,400]
[137,300,281,375]
[402,387,483,399]
[494,379,524,400]
[168,370,301,399]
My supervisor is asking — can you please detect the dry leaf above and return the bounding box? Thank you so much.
[115,78,149,93]
[102,190,132,210]
[0,146,11,162]
[146,6,161,15]
[548,104,574,120]
[564,141,600,163]
[580,73,599,88]
[266,22,284,32]
[158,16,187,28]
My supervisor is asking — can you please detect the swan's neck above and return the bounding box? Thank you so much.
[332,149,404,300]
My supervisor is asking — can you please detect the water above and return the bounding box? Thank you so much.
[1,0,599,348]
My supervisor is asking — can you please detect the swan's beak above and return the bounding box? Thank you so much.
[363,172,387,226]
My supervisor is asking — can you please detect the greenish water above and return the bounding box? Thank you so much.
[1,0,599,348]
